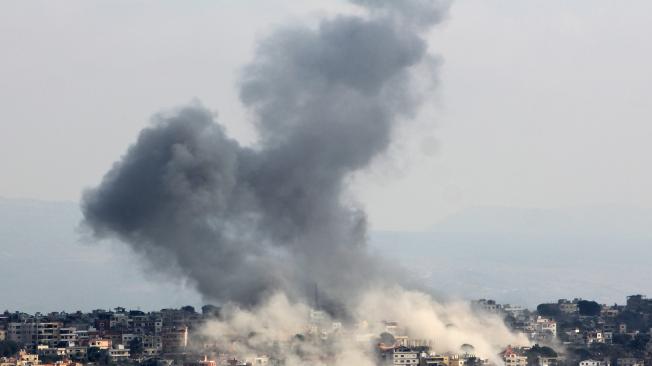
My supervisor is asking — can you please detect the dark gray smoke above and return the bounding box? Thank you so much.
[81,0,448,309]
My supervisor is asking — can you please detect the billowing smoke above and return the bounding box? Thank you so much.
[196,288,529,366]
[82,0,446,309]
[81,1,532,362]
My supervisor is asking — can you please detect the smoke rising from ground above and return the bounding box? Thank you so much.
[81,1,530,361]
[82,0,447,309]
[197,288,529,365]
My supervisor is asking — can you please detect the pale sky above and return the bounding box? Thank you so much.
[2,0,651,231]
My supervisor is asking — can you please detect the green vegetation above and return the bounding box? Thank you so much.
[87,347,110,365]
[577,300,601,316]
[0,340,20,357]
[536,303,560,317]
[526,344,558,366]
[129,337,144,357]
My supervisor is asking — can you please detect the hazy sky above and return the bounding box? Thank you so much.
[1,0,651,231]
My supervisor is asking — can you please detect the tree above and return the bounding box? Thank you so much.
[466,357,481,366]
[577,300,601,316]
[40,354,62,363]
[0,340,20,357]
[538,346,557,357]
[537,303,561,317]
[201,304,221,318]
[129,337,144,357]
[87,346,110,365]
[181,305,195,314]
[461,344,475,354]
[571,347,591,361]
[141,358,160,366]
[627,334,651,355]
[612,333,632,345]
[526,344,558,366]
[617,310,648,332]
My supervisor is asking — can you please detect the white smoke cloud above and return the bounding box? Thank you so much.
[198,288,529,365]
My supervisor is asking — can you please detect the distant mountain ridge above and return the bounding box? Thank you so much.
[373,205,652,307]
[432,205,652,238]
[0,196,200,313]
[1,197,650,310]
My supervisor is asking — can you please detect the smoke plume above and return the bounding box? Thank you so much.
[81,2,532,362]
[82,0,447,309]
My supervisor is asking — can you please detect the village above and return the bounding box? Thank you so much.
[1,294,651,366]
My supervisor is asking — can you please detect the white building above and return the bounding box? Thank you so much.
[58,328,78,345]
[142,335,162,351]
[393,348,420,366]
[579,359,609,366]
[8,322,62,346]
[89,338,111,350]
[473,299,500,313]
[538,357,558,366]
[251,356,269,365]
[535,316,557,337]
[617,358,644,366]
[503,348,527,366]
[502,304,526,318]
[16,351,39,366]
[559,301,578,314]
[108,345,130,361]
[585,331,604,344]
